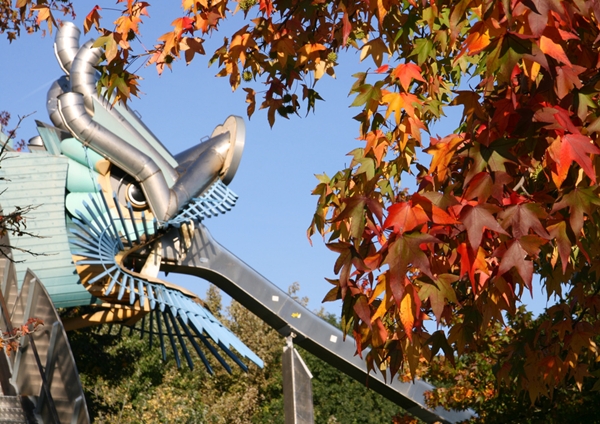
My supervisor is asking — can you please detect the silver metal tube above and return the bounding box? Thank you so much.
[69,40,101,114]
[57,92,173,221]
[52,23,245,222]
[168,133,230,216]
[53,21,80,75]
[46,76,70,130]
[67,40,179,184]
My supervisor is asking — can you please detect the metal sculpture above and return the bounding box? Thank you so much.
[0,22,474,423]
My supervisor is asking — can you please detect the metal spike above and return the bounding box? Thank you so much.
[217,340,248,372]
[137,278,145,308]
[167,310,194,369]
[88,265,119,285]
[113,192,132,247]
[177,314,212,374]
[73,212,102,237]
[139,315,146,340]
[141,211,150,239]
[103,270,120,296]
[148,309,155,349]
[147,284,157,310]
[118,274,127,300]
[93,192,122,248]
[129,274,136,305]
[193,327,232,373]
[155,309,167,362]
[126,202,141,244]
[162,308,181,368]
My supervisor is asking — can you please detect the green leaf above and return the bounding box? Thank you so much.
[412,38,434,65]
[350,84,375,107]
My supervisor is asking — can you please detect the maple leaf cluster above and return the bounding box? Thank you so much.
[0,0,74,41]
[1,318,44,355]
[308,0,600,405]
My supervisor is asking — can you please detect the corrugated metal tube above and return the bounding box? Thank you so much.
[57,92,173,221]
[53,21,80,75]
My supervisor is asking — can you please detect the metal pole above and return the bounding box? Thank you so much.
[283,334,314,424]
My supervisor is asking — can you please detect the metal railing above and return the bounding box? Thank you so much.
[0,245,89,424]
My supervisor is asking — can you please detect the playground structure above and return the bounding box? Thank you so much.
[0,23,474,423]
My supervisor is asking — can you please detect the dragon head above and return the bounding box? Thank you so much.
[1,22,261,372]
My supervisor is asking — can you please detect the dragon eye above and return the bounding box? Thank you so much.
[127,183,147,208]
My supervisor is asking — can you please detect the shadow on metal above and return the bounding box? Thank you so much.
[0,237,89,424]
[283,336,314,424]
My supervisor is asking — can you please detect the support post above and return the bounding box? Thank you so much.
[283,334,314,424]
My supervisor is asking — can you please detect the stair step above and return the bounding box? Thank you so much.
[0,396,29,423]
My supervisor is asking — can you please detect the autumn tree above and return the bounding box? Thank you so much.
[422,307,600,423]
[6,0,600,409]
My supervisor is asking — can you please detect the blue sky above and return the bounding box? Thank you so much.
[0,2,550,317]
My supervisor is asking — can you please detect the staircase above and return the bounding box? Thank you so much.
[0,395,32,423]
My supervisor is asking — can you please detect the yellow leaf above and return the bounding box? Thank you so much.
[180,37,205,64]
[424,134,464,181]
[400,289,415,341]
[381,91,404,125]
[523,57,541,82]
[372,290,392,322]
[359,38,389,67]
[182,0,195,10]
[230,31,257,67]
[32,5,54,34]
[314,60,335,80]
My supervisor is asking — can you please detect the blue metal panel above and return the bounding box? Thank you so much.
[34,125,62,156]
[0,152,92,308]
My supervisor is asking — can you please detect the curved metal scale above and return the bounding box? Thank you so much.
[168,180,239,227]
[69,185,262,372]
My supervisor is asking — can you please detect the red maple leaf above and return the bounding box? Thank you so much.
[548,133,600,187]
[460,205,508,249]
[384,233,438,295]
[498,202,550,239]
[498,240,533,293]
[383,201,428,235]
[259,0,273,18]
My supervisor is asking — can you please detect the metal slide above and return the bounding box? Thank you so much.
[159,224,474,424]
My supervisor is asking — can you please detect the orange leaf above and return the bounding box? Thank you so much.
[400,286,416,340]
[384,202,428,234]
[381,91,405,125]
[172,16,195,38]
[424,134,463,182]
[84,5,102,34]
[463,21,490,55]
[359,38,389,67]
[539,35,572,66]
[392,63,425,91]
[376,64,389,74]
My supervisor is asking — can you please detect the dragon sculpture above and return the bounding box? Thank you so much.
[0,22,473,423]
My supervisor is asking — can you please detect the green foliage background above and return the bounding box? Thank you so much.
[67,285,404,423]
